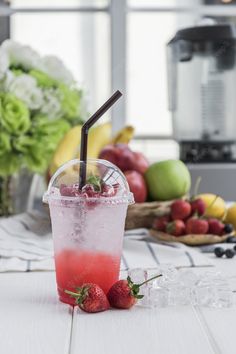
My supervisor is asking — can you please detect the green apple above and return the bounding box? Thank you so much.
[145,159,191,201]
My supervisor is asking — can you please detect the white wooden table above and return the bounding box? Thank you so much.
[1,252,236,354]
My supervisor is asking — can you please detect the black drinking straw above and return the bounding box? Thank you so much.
[79,90,122,189]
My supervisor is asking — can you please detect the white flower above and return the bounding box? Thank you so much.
[7,73,43,110]
[41,89,62,119]
[40,55,74,85]
[0,47,9,79]
[0,70,13,91]
[2,40,41,71]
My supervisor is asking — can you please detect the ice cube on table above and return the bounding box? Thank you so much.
[197,271,227,288]
[131,267,234,309]
[157,264,178,286]
[193,285,216,307]
[168,284,192,306]
[128,268,148,285]
[137,284,152,307]
[213,287,233,308]
[148,287,169,308]
[204,270,222,279]
[199,270,223,285]
[178,269,199,288]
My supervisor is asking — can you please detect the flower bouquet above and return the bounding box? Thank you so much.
[0,40,85,215]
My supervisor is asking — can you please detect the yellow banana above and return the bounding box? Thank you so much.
[110,125,135,144]
[49,125,82,176]
[87,122,112,159]
[50,122,112,176]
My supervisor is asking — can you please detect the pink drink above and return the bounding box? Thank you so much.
[49,199,128,304]
[44,159,133,305]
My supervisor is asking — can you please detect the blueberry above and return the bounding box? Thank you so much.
[214,247,225,258]
[224,224,234,234]
[225,249,235,259]
[226,236,236,243]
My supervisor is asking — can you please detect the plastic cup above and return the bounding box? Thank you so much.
[43,158,134,305]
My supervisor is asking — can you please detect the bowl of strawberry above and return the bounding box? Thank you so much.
[150,199,235,246]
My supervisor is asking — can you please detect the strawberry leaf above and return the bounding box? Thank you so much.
[65,286,89,305]
[132,284,140,295]
[127,276,134,287]
[86,175,102,192]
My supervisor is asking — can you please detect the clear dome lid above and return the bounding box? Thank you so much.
[43,158,134,205]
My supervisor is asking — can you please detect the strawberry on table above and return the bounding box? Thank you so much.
[166,220,185,236]
[190,198,206,216]
[152,215,170,232]
[185,217,209,234]
[108,274,162,309]
[65,283,110,313]
[170,200,191,220]
[208,218,225,236]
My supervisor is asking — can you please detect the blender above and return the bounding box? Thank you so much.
[167,24,236,199]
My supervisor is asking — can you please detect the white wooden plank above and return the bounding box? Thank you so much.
[122,239,157,269]
[196,298,236,354]
[0,272,72,354]
[71,305,215,354]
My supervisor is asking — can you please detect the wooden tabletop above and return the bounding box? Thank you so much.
[1,253,236,354]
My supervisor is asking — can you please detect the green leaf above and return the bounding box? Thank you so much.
[0,153,20,176]
[9,64,28,73]
[15,116,71,174]
[86,175,102,192]
[127,276,133,287]
[0,131,11,157]
[132,284,140,295]
[29,69,58,88]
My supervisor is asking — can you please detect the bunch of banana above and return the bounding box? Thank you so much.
[49,122,134,176]
[49,125,82,176]
[110,125,135,144]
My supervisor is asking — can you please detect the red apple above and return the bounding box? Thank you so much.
[124,170,147,203]
[99,144,149,175]
[132,152,149,175]
[99,144,135,172]
[98,144,119,166]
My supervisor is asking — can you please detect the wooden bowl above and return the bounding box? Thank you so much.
[125,201,171,230]
[149,230,234,246]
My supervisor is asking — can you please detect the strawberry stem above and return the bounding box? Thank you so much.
[193,176,202,198]
[201,195,219,218]
[138,273,162,287]
[64,289,81,298]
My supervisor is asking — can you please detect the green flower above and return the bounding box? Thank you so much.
[13,135,35,154]
[13,116,70,174]
[29,69,57,89]
[32,114,70,138]
[58,83,82,121]
[23,142,50,173]
[0,153,20,176]
[0,131,11,157]
[0,93,30,135]
[13,135,49,173]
